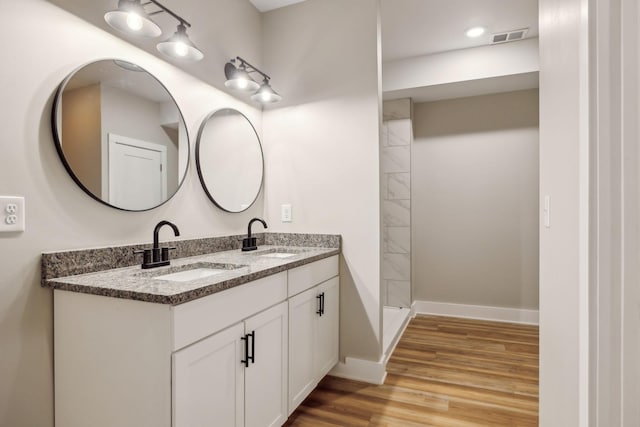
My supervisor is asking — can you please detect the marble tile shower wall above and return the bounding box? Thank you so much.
[381,118,412,307]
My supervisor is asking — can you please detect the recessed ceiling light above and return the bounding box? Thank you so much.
[466,27,486,38]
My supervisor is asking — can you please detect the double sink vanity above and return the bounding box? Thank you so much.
[44,55,334,427]
[43,233,340,427]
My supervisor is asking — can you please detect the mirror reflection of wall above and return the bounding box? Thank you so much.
[53,60,189,211]
[196,109,264,213]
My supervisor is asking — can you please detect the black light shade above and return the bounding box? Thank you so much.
[251,80,282,104]
[157,24,204,61]
[224,56,281,103]
[224,62,260,92]
[104,0,161,37]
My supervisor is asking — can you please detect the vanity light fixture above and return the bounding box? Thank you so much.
[104,0,161,37]
[224,57,282,104]
[104,0,204,61]
[224,62,260,92]
[251,78,282,103]
[157,23,204,61]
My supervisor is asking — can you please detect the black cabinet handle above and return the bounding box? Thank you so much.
[316,292,325,316]
[241,333,250,367]
[248,331,255,365]
[241,331,255,367]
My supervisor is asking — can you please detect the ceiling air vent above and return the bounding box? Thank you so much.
[492,28,529,44]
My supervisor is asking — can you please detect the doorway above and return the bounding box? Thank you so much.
[379,0,540,393]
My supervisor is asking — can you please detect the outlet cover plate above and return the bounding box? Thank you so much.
[281,204,292,222]
[1,196,25,232]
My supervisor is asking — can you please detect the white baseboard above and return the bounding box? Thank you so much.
[329,356,387,385]
[412,300,539,325]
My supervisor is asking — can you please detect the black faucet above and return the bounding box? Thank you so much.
[134,220,180,269]
[242,218,267,251]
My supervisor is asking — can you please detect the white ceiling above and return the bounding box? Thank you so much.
[46,0,538,102]
[249,0,307,12]
[381,0,539,62]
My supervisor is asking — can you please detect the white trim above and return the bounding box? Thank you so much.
[329,356,386,385]
[412,300,539,325]
[577,0,590,425]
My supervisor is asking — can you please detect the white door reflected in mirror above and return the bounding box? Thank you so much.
[108,134,167,210]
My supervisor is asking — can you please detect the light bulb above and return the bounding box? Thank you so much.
[261,92,271,102]
[126,13,143,31]
[465,26,486,38]
[237,79,248,89]
[174,42,188,57]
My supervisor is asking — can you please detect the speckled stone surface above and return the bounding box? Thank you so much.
[41,232,341,283]
[45,246,339,305]
[41,233,260,283]
[42,233,341,305]
[264,233,341,249]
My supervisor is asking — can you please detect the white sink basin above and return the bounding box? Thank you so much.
[148,262,246,282]
[153,268,226,282]
[259,253,297,259]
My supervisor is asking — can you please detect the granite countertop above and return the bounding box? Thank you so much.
[45,246,339,305]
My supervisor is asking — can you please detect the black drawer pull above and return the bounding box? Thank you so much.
[248,331,255,365]
[241,333,250,367]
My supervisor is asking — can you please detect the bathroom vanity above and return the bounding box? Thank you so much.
[44,237,339,427]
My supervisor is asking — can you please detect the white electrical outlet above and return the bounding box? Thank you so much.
[0,196,25,232]
[281,204,292,223]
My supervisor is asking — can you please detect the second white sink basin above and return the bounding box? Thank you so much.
[153,268,226,282]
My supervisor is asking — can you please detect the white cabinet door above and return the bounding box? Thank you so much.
[173,323,245,427]
[288,286,319,413]
[244,302,288,427]
[315,277,340,379]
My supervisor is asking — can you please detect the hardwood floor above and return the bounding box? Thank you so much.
[284,315,539,426]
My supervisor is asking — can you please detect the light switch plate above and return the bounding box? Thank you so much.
[543,195,550,228]
[0,196,25,232]
[281,204,292,222]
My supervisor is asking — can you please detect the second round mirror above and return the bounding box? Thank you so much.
[196,109,264,212]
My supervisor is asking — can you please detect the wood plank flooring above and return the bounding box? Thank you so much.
[284,315,539,426]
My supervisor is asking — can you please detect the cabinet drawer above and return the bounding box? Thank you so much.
[172,272,287,351]
[288,255,339,297]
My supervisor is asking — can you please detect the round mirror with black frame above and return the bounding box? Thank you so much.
[196,108,264,213]
[51,59,190,211]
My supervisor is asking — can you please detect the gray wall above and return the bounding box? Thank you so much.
[0,2,263,425]
[261,0,382,362]
[412,89,539,309]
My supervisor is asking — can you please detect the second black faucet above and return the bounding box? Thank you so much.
[242,218,267,251]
